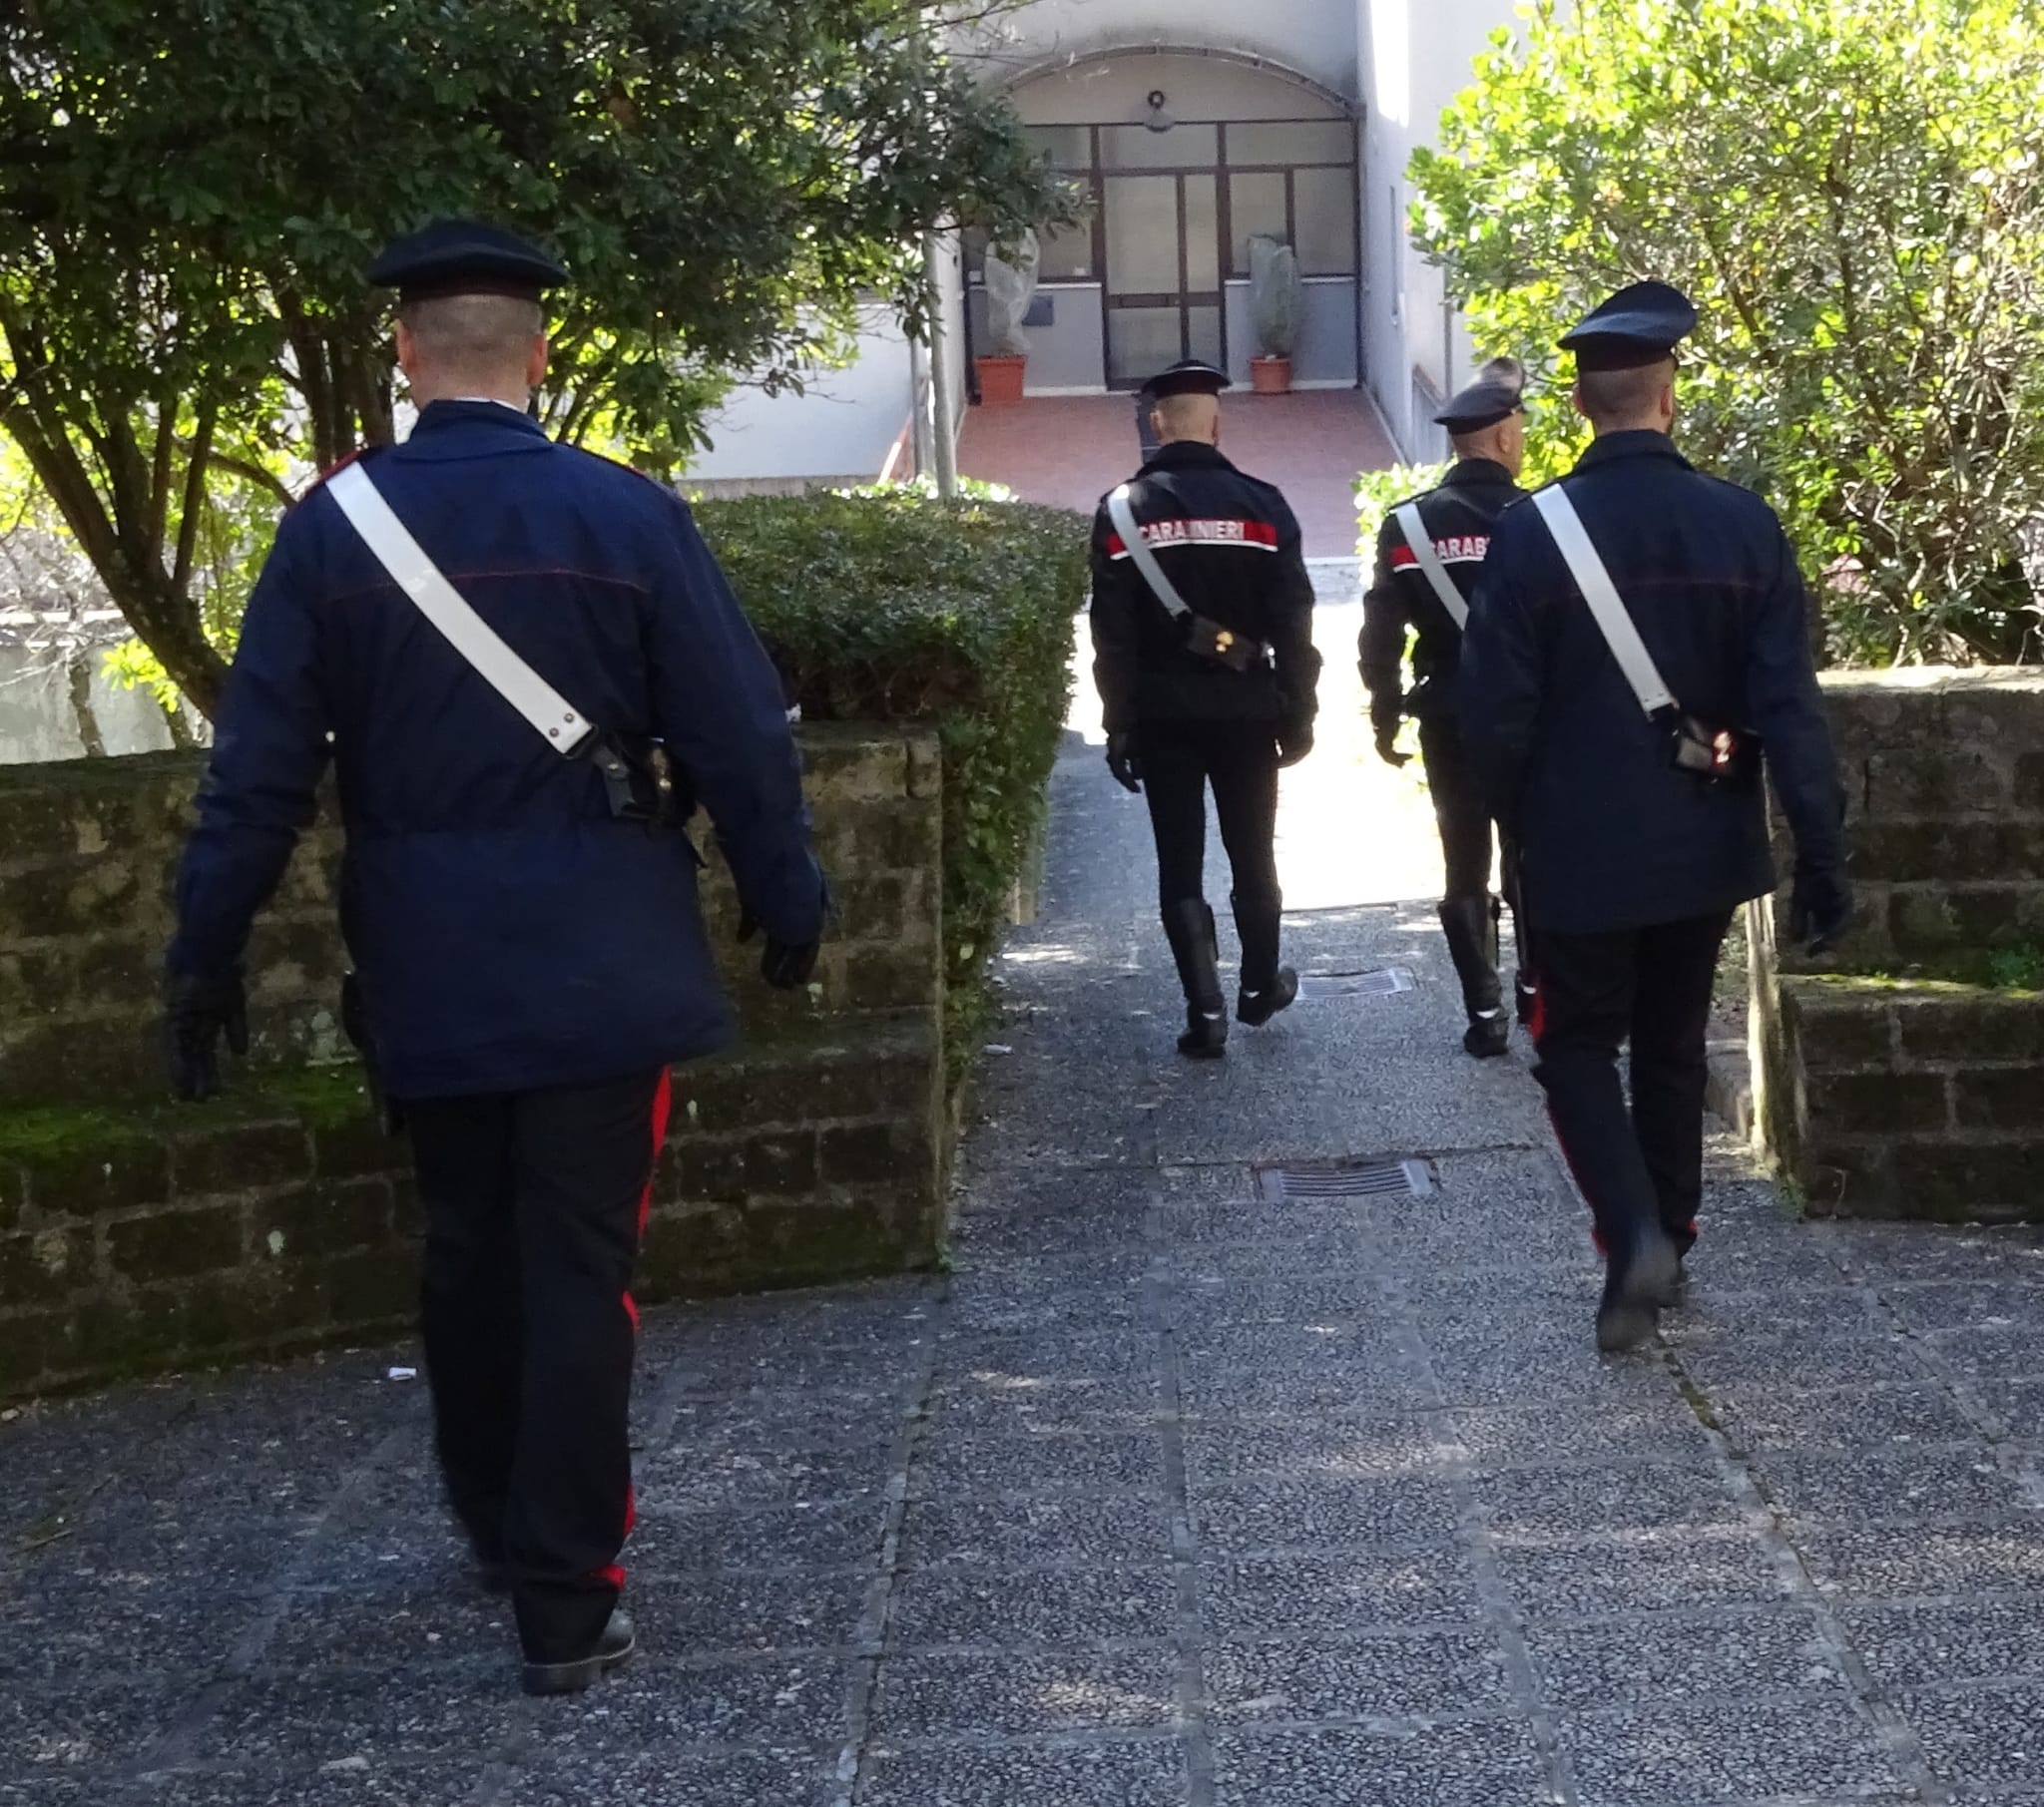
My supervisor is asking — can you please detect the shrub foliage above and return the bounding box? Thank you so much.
[1410,0,2044,666]
[698,490,1085,1043]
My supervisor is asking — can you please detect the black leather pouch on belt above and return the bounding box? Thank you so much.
[1186,615,1266,673]
[1668,712,1763,789]
[591,732,685,827]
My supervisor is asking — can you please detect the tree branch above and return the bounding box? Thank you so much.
[171,398,217,602]
[191,443,294,509]
[145,395,176,571]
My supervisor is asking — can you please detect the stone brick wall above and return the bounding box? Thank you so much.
[0,725,946,1399]
[1753,669,2044,1220]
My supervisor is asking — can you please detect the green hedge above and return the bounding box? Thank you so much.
[696,490,1086,1066]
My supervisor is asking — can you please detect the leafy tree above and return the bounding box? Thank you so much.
[1,0,1071,714]
[1410,0,2044,665]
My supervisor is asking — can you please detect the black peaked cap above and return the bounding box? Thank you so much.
[367,220,569,304]
[1436,355,1528,432]
[1141,358,1232,403]
[1558,280,1698,372]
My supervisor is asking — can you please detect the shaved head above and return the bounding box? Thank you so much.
[1451,409,1526,477]
[394,292,548,404]
[1574,359,1676,433]
[1152,392,1221,446]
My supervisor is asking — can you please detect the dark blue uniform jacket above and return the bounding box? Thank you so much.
[1360,455,1526,730]
[169,401,825,1099]
[1459,430,1845,935]
[1088,442,1321,736]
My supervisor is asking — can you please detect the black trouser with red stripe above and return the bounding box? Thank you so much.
[405,1068,670,1664]
[1531,912,1732,1265]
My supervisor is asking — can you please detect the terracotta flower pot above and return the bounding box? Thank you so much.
[1250,355,1292,395]
[976,355,1027,406]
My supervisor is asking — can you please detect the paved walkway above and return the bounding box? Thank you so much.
[957,391,1395,557]
[11,585,2044,1805]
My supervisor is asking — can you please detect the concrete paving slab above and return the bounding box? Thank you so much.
[1198,1548,1487,1639]
[871,1648,1179,1738]
[1493,1528,1793,1621]
[1203,1624,1514,1724]
[857,1735,1188,1807]
[887,1563,1178,1650]
[497,1749,838,1807]
[1523,1604,1846,1711]
[1209,1719,1554,1807]
[1557,1694,1903,1804]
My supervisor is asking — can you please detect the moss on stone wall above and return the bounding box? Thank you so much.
[0,1102,158,1161]
[0,1065,371,1164]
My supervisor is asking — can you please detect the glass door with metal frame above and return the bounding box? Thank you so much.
[1013,113,1361,394]
[1102,169,1223,390]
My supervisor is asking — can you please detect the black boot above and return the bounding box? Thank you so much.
[1507,895,1539,1027]
[1596,1225,1681,1354]
[522,1608,638,1697]
[1232,888,1297,1027]
[1653,1218,1698,1307]
[1165,900,1228,1060]
[1439,896,1508,1059]
[1239,970,1298,1028]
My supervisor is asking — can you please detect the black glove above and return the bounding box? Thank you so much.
[738,905,823,992]
[1278,725,1314,769]
[165,968,249,1102]
[1788,864,1853,956]
[1373,721,1411,768]
[1105,731,1143,794]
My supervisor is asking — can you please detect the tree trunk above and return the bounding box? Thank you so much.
[160,697,199,749]
[66,651,110,757]
[106,556,231,719]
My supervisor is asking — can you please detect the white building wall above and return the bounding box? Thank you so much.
[968,0,1359,99]
[0,644,184,764]
[1356,0,1521,460]
[683,308,914,494]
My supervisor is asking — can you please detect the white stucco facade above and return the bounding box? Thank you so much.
[976,0,1361,100]
[676,0,1521,487]
[1358,0,1525,461]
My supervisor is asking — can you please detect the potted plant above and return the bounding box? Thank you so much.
[1249,234,1302,394]
[978,227,1040,407]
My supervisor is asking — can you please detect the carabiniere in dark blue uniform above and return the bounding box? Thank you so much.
[1090,359,1322,1061]
[163,222,827,1695]
[1460,280,1850,1353]
[1361,358,1534,1059]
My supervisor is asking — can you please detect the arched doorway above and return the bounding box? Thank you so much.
[982,48,1363,393]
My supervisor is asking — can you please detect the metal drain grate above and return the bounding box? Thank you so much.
[1296,967,1415,1001]
[1256,1158,1435,1201]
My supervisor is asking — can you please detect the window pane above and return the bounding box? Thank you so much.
[1183,175,1220,294]
[1109,307,1184,386]
[1295,166,1357,275]
[1104,175,1181,295]
[1039,183,1097,280]
[1225,121,1353,167]
[1023,125,1092,169]
[1101,123,1218,171]
[1187,304,1223,369]
[1229,172,1288,276]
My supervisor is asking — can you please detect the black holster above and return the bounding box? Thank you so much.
[590,732,685,827]
[1665,710,1762,790]
[1185,614,1266,673]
